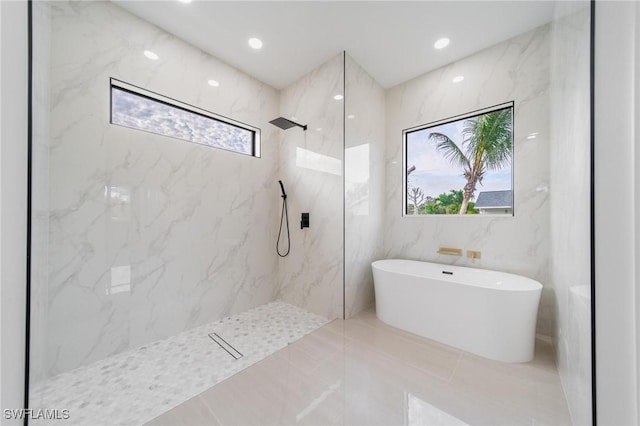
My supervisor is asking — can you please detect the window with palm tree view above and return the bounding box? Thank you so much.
[404,102,514,215]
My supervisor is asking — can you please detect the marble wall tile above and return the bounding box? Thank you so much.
[549,3,592,424]
[384,25,552,336]
[276,54,344,320]
[344,54,386,318]
[40,1,280,376]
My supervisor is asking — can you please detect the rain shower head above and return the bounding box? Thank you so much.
[269,117,307,131]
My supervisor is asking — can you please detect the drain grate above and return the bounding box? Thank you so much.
[208,333,243,360]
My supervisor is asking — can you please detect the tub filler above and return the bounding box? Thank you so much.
[371,259,542,363]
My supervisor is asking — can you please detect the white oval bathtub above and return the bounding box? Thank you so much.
[371,259,542,363]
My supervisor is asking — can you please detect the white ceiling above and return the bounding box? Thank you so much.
[114,1,556,90]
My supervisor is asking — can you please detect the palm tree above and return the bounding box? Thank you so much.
[428,109,512,214]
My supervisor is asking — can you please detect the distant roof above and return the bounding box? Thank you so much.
[474,190,513,208]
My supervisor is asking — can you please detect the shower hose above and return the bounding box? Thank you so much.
[276,193,290,257]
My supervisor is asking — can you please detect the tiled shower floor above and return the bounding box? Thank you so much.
[29,302,329,425]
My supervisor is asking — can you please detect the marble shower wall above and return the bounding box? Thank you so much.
[549,3,592,424]
[41,1,280,377]
[344,54,385,318]
[384,25,553,337]
[276,54,344,320]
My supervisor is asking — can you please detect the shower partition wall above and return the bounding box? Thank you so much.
[549,3,592,423]
[273,50,387,320]
[344,54,386,318]
[276,53,345,320]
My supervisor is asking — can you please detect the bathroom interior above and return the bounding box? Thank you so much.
[26,0,592,425]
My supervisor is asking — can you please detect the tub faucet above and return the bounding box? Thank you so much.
[437,247,462,256]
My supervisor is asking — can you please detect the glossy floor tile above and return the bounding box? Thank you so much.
[29,302,328,426]
[147,309,572,426]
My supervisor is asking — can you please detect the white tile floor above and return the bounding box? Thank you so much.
[29,302,329,426]
[148,309,573,426]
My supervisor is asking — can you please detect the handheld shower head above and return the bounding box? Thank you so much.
[269,117,307,131]
[276,180,290,257]
[278,180,287,199]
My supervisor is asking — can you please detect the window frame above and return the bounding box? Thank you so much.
[109,78,261,157]
[402,101,515,217]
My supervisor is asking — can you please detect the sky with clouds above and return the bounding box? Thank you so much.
[111,88,253,155]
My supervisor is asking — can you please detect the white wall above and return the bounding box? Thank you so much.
[35,1,280,378]
[594,1,639,425]
[276,53,344,320]
[0,0,28,423]
[549,3,592,424]
[384,25,553,337]
[344,54,385,318]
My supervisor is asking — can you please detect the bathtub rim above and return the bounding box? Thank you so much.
[372,258,542,292]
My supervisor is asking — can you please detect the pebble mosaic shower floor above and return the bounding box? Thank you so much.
[29,302,329,426]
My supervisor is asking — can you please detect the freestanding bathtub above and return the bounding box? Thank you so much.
[371,259,542,363]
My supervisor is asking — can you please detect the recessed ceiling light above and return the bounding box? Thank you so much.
[434,37,450,49]
[248,38,263,49]
[347,114,355,119]
[143,50,159,60]
[177,0,192,3]
[452,75,464,83]
[207,79,220,87]
[527,134,537,140]
[334,94,344,100]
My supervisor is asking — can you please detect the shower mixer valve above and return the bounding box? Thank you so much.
[301,213,310,229]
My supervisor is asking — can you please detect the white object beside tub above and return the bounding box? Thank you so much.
[371,259,542,363]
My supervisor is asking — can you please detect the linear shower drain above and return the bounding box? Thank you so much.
[208,333,243,360]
